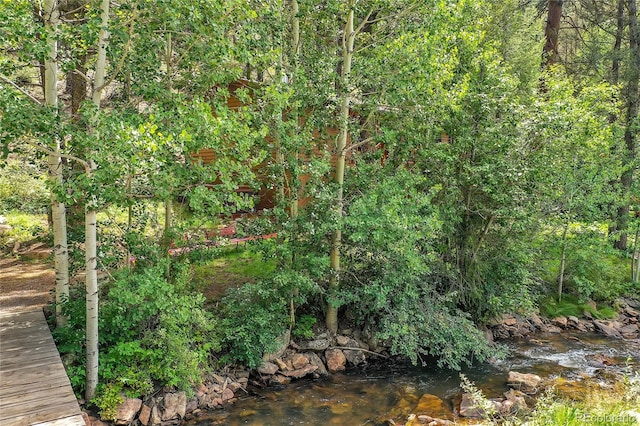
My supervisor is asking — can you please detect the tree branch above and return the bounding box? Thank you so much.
[0,74,42,105]
[25,140,91,172]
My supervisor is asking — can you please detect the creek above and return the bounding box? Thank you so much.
[186,333,639,425]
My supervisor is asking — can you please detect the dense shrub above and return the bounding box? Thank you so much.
[339,170,498,369]
[219,270,319,368]
[54,261,220,401]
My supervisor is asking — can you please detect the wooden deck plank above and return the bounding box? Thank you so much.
[0,309,85,426]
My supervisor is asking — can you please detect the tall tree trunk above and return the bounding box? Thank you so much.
[543,0,563,66]
[614,0,639,251]
[326,4,355,334]
[558,221,569,302]
[608,0,626,242]
[43,0,70,327]
[85,0,110,402]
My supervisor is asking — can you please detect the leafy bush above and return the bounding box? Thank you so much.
[339,170,498,369]
[219,270,319,368]
[54,261,220,399]
[293,314,317,339]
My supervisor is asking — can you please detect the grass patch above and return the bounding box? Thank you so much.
[0,211,50,254]
[540,295,618,320]
[522,373,640,426]
[192,249,277,302]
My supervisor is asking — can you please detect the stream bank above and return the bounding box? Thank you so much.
[90,299,640,425]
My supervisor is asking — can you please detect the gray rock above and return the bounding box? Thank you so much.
[307,352,329,376]
[162,392,186,421]
[298,338,331,351]
[594,320,623,339]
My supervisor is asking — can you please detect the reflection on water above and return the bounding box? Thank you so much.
[186,333,639,425]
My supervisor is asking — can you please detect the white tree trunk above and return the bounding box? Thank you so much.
[43,0,70,327]
[85,0,110,402]
[326,4,355,334]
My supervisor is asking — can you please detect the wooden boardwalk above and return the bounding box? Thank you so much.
[0,309,85,426]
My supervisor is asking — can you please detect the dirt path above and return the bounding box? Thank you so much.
[0,246,55,314]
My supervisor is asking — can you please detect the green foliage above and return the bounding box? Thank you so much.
[91,382,124,422]
[0,158,49,214]
[219,270,319,368]
[339,169,497,369]
[293,314,317,340]
[0,212,50,253]
[540,295,617,320]
[54,261,220,398]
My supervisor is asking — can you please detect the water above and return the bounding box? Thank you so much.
[186,333,639,425]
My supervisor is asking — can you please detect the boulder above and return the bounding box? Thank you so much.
[551,316,568,328]
[138,404,152,426]
[307,352,329,376]
[593,320,623,339]
[528,313,545,330]
[257,361,279,375]
[114,398,142,425]
[221,387,234,402]
[503,389,528,412]
[507,371,541,394]
[325,348,346,373]
[289,353,310,369]
[281,364,318,378]
[620,323,639,337]
[459,393,484,418]
[413,394,453,420]
[161,392,186,421]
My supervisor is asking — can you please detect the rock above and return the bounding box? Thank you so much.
[114,398,142,425]
[344,347,366,366]
[149,405,162,425]
[416,415,455,425]
[593,320,623,339]
[325,348,346,373]
[413,394,453,420]
[299,338,331,351]
[228,381,244,392]
[185,399,198,414]
[551,316,568,328]
[503,316,518,326]
[221,387,234,402]
[139,404,152,426]
[307,352,329,376]
[281,364,318,378]
[274,357,289,371]
[289,353,310,369]
[88,416,110,426]
[269,374,292,385]
[459,393,485,418]
[528,313,545,329]
[257,361,279,375]
[162,392,186,421]
[620,323,639,337]
[263,329,291,362]
[546,325,562,333]
[507,371,542,394]
[503,389,528,412]
[338,337,367,366]
[210,373,226,384]
[336,335,351,346]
